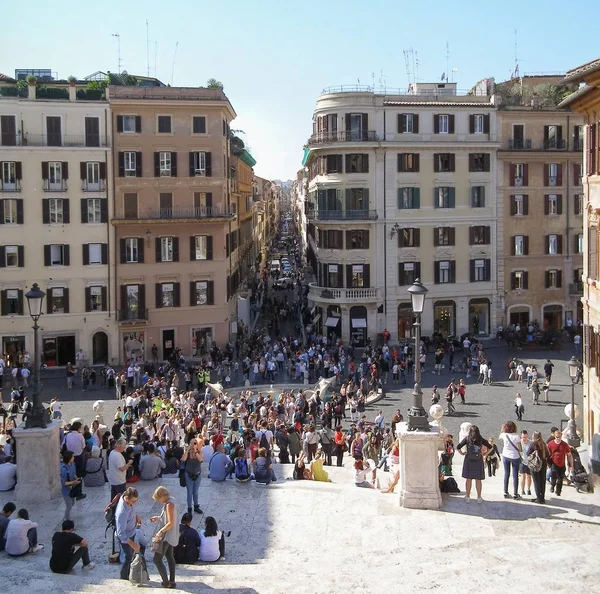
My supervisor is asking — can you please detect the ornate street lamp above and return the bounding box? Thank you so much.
[24,283,47,428]
[566,356,580,447]
[407,279,430,431]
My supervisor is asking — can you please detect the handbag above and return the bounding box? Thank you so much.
[64,464,82,498]
[150,529,166,554]
[178,466,186,488]
[528,449,543,473]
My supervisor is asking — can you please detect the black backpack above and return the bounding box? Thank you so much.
[104,492,122,530]
[259,431,270,455]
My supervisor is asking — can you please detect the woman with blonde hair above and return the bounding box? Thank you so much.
[150,486,178,588]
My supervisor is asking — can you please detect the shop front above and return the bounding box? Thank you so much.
[434,300,456,337]
[191,326,213,358]
[509,306,530,327]
[122,330,145,364]
[43,335,76,367]
[350,306,367,347]
[325,305,341,341]
[397,302,414,340]
[1,336,25,366]
[469,298,491,337]
[543,304,563,331]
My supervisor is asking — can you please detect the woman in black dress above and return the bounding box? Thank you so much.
[457,425,492,503]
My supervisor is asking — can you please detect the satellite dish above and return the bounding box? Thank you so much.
[122,70,128,75]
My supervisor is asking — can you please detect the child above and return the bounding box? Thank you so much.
[542,379,550,403]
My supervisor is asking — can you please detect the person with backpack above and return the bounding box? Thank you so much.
[255,422,273,458]
[456,425,492,503]
[174,512,200,564]
[115,487,144,580]
[234,450,251,482]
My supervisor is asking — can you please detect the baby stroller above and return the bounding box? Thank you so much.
[566,447,593,493]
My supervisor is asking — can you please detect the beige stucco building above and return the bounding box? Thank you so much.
[108,86,241,362]
[304,82,499,344]
[0,81,116,365]
[496,76,584,330]
[560,58,600,445]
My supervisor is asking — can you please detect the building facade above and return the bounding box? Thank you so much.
[305,82,499,344]
[561,58,600,445]
[496,76,584,330]
[108,86,237,362]
[0,81,116,366]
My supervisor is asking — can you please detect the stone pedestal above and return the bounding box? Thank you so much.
[397,423,442,509]
[13,421,62,502]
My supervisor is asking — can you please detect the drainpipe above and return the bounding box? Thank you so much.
[565,114,571,320]
[106,106,113,319]
[383,110,387,320]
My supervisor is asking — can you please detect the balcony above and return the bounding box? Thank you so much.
[307,130,378,145]
[21,134,110,148]
[113,206,236,223]
[543,138,566,150]
[82,179,107,192]
[43,179,68,192]
[0,179,20,192]
[569,282,584,296]
[117,309,148,322]
[307,209,378,221]
[508,138,532,150]
[308,282,381,304]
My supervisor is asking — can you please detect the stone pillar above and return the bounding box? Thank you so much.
[68,84,77,102]
[27,82,36,100]
[13,421,62,502]
[397,422,442,509]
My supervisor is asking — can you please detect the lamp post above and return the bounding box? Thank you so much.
[407,279,430,431]
[567,356,580,447]
[24,283,46,428]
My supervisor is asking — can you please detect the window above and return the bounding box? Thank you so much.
[192,152,206,176]
[122,116,137,133]
[398,228,419,248]
[577,234,584,254]
[50,244,65,265]
[548,163,559,186]
[1,161,17,189]
[398,262,420,286]
[3,289,21,315]
[49,198,64,224]
[345,154,369,173]
[159,152,171,176]
[2,199,19,224]
[398,153,419,172]
[470,226,490,245]
[160,237,173,262]
[126,238,139,263]
[435,153,454,172]
[512,270,528,290]
[546,270,561,288]
[438,115,449,134]
[86,162,100,189]
[161,283,174,307]
[194,235,209,260]
[544,125,563,149]
[547,234,559,255]
[350,264,365,288]
[347,229,369,249]
[86,198,101,223]
[435,260,455,284]
[88,243,102,264]
[124,152,136,177]
[346,188,368,210]
[398,113,418,133]
[574,163,582,186]
[546,194,559,215]
[435,187,455,208]
[194,281,211,305]
[398,187,420,209]
[159,193,172,217]
[474,259,487,282]
[0,115,17,146]
[88,286,104,311]
[514,235,525,256]
[46,116,62,146]
[471,186,485,208]
[48,161,63,189]
[4,246,19,267]
[320,230,343,249]
[435,227,454,246]
[124,193,138,218]
[157,115,172,134]
[192,116,206,134]
[511,194,527,216]
[473,114,484,134]
[513,163,525,186]
[575,195,583,215]
[325,154,342,174]
[50,288,66,313]
[469,153,490,172]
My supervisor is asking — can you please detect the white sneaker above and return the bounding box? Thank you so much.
[30,544,44,553]
[477,497,483,504]
[465,496,470,503]
[83,562,96,570]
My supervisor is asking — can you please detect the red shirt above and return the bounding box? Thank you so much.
[547,439,571,467]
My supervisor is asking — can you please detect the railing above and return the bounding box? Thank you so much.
[115,206,236,221]
[0,134,22,147]
[543,138,566,150]
[569,282,584,296]
[548,176,558,186]
[0,179,20,192]
[43,179,68,192]
[307,130,378,145]
[574,139,583,151]
[22,134,110,147]
[308,282,380,302]
[508,138,532,150]
[117,309,148,322]
[307,209,378,221]
[81,179,107,192]
[320,85,489,97]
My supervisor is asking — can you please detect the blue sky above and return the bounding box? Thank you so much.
[1,0,597,180]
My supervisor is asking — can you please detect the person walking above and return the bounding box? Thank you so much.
[527,431,550,504]
[456,425,492,503]
[547,430,574,497]
[519,430,532,496]
[60,451,83,521]
[181,438,203,516]
[514,393,524,421]
[150,486,178,589]
[108,439,133,499]
[531,378,541,405]
[499,421,522,499]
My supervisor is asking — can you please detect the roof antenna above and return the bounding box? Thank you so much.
[146,20,150,77]
[111,33,121,74]
[513,29,520,78]
[171,41,179,86]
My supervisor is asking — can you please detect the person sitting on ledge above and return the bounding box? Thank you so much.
[199,516,226,562]
[174,512,200,564]
[49,519,95,573]
[5,508,44,556]
[208,444,233,482]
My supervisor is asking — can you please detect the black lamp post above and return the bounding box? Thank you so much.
[24,283,46,428]
[567,356,580,447]
[407,278,430,431]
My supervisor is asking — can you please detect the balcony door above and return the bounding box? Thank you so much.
[46,116,62,146]
[0,115,17,146]
[349,114,363,141]
[513,124,524,148]
[85,117,100,147]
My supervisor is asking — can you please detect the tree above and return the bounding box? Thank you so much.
[206,78,224,90]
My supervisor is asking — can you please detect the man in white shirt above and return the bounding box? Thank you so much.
[107,439,132,499]
[5,508,43,555]
[0,458,17,491]
[50,397,63,420]
[574,333,582,355]
[201,440,214,464]
[75,349,86,371]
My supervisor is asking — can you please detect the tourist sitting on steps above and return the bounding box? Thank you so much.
[49,520,95,573]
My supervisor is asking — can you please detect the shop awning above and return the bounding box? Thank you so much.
[325,317,341,327]
[351,318,367,328]
[312,314,321,324]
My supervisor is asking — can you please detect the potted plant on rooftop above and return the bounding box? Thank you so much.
[26,74,36,86]
[67,75,77,86]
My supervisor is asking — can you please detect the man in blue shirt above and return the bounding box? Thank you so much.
[115,487,144,580]
[208,445,233,482]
